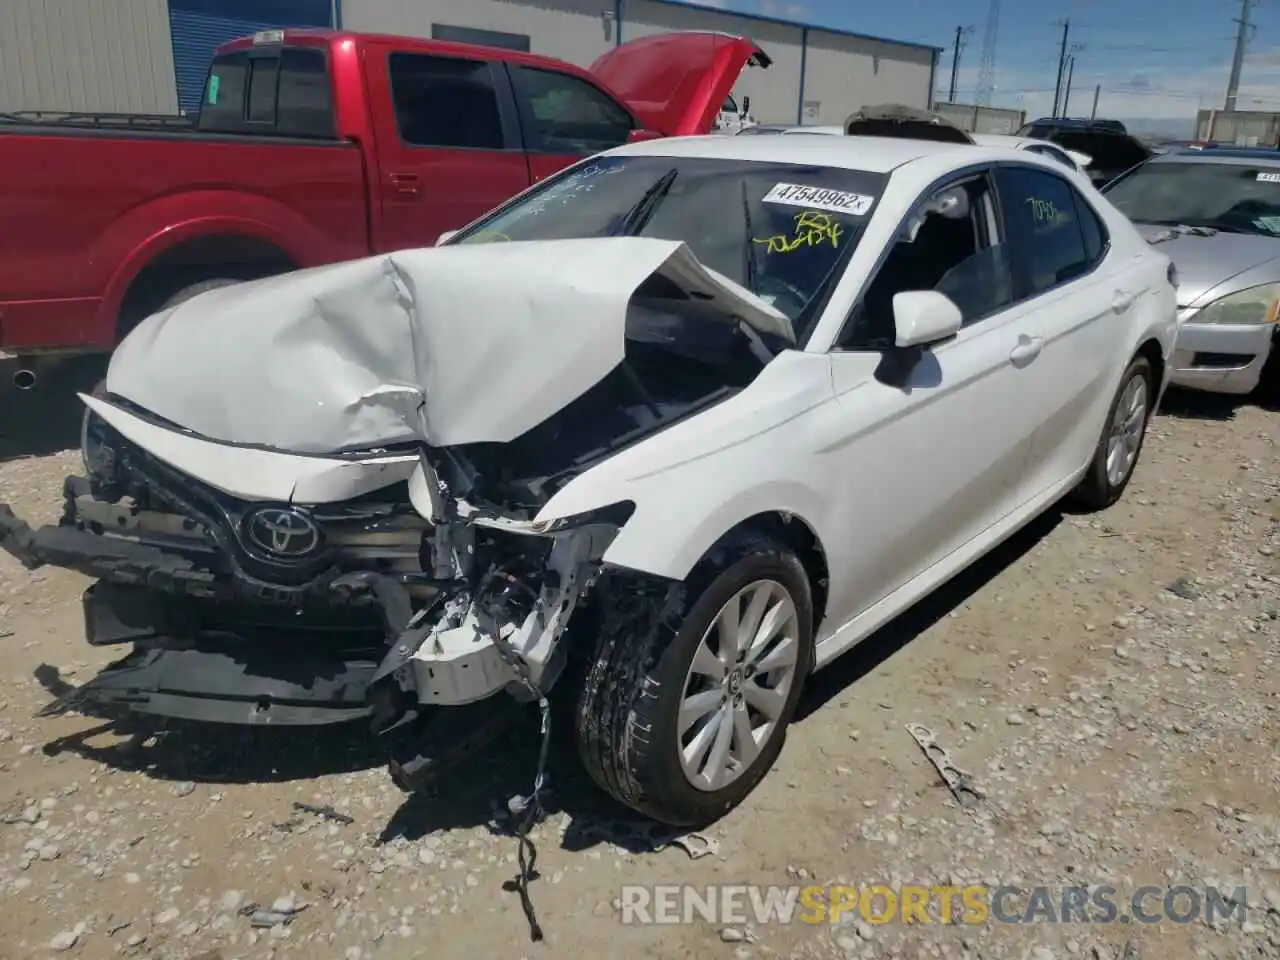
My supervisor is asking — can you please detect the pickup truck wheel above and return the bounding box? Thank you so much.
[160,277,242,310]
[84,276,243,423]
[573,531,813,827]
[1069,355,1154,510]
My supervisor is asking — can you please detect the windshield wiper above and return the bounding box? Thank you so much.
[740,179,759,294]
[1140,221,1220,243]
[615,168,678,236]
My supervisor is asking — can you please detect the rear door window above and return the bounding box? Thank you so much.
[388,52,507,149]
[511,66,635,153]
[994,166,1106,296]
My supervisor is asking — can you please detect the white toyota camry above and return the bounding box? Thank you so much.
[0,134,1178,828]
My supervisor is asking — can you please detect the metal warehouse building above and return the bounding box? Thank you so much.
[1,0,938,126]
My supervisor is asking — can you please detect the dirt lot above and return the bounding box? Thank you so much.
[0,381,1276,960]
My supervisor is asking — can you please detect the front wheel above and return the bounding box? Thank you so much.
[573,531,814,826]
[1070,354,1154,510]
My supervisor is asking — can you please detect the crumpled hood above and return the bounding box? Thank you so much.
[105,237,792,456]
[1136,223,1280,306]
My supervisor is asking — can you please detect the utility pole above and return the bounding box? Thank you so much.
[975,0,1000,106]
[948,26,972,102]
[1091,83,1101,119]
[1051,19,1070,117]
[1224,0,1256,111]
[1059,43,1083,116]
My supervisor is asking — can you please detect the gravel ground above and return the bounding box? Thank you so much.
[0,382,1275,960]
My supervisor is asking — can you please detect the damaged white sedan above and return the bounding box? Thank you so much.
[0,134,1178,826]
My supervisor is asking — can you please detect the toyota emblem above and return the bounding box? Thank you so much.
[243,506,321,558]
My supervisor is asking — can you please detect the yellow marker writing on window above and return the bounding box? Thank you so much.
[470,230,512,243]
[753,210,843,254]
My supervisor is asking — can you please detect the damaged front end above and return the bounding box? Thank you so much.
[0,237,792,811]
[0,410,632,740]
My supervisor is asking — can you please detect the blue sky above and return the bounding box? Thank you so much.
[687,0,1280,129]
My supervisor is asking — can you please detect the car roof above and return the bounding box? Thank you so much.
[970,133,1030,148]
[611,132,981,173]
[1152,148,1280,167]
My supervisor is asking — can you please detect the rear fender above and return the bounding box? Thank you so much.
[96,191,365,345]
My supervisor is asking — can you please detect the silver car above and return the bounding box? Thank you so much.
[1103,149,1280,395]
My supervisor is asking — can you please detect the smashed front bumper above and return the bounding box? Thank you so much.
[0,478,415,725]
[66,582,381,724]
[1,471,627,728]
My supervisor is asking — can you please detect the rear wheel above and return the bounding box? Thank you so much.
[1070,354,1154,510]
[573,531,814,826]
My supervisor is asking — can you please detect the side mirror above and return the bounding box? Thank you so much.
[436,230,458,245]
[893,291,962,348]
[740,95,751,117]
[627,128,664,143]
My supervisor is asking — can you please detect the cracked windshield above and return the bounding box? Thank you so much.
[454,156,887,336]
[1103,160,1280,236]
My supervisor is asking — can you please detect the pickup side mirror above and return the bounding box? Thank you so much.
[893,290,962,348]
[627,128,664,143]
[740,95,751,117]
[436,230,458,245]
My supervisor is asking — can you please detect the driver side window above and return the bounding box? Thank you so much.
[837,173,1015,350]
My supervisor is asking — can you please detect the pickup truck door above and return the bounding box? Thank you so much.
[506,63,641,186]
[365,46,532,250]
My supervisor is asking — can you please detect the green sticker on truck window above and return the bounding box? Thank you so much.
[207,75,220,104]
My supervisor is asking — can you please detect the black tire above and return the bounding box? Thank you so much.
[573,529,814,827]
[1069,354,1154,511]
[160,277,242,310]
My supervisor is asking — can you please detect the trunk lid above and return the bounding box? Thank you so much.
[590,32,771,137]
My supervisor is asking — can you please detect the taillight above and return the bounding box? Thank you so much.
[1167,263,1179,287]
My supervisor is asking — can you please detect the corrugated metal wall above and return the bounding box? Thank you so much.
[342,0,934,126]
[932,102,1026,135]
[0,0,178,114]
[622,1,804,125]
[342,0,617,66]
[167,0,333,117]
[801,31,934,127]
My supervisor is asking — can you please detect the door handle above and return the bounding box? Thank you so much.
[1009,334,1044,366]
[1112,289,1135,312]
[389,172,420,197]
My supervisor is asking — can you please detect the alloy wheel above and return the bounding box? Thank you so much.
[1105,373,1148,488]
[676,579,802,791]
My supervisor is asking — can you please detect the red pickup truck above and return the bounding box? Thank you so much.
[0,28,770,387]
